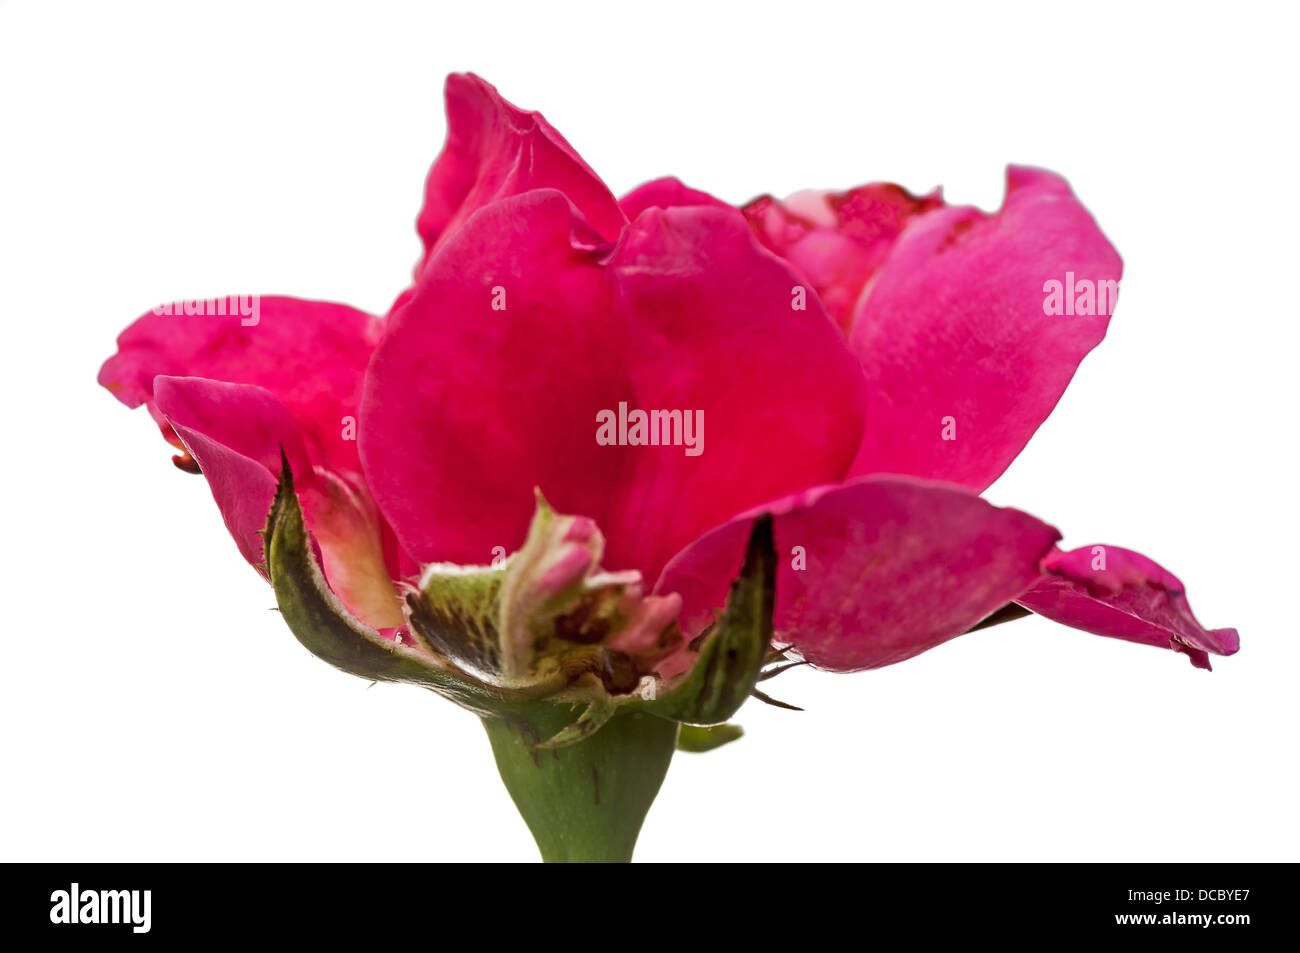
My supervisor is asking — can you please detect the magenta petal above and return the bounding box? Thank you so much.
[363,192,619,571]
[604,203,867,581]
[414,73,625,274]
[618,177,733,219]
[742,183,944,330]
[98,295,377,475]
[657,476,1061,672]
[154,376,311,571]
[1016,545,1239,669]
[361,189,867,583]
[155,377,402,627]
[847,166,1123,491]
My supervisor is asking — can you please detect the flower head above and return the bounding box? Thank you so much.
[99,73,1237,748]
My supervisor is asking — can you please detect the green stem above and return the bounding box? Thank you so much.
[483,706,678,862]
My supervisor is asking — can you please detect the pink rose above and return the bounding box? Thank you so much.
[98,73,1237,858]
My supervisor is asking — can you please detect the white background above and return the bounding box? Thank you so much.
[2,0,1296,861]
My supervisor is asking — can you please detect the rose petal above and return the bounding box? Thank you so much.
[847,166,1123,490]
[1016,545,1239,669]
[414,73,625,277]
[742,183,943,330]
[361,189,866,584]
[98,295,377,475]
[155,377,403,627]
[656,476,1062,672]
[619,177,733,219]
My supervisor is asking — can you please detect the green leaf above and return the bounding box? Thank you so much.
[265,457,516,716]
[635,515,776,726]
[483,706,678,862]
[676,723,744,753]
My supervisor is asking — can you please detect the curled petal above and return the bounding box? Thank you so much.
[98,295,377,475]
[1016,545,1239,669]
[414,73,625,276]
[847,166,1123,490]
[154,376,309,568]
[155,377,403,628]
[656,476,1061,672]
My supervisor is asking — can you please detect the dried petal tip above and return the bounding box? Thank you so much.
[1017,545,1239,670]
[171,449,201,474]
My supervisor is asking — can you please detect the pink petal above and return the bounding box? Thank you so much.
[98,295,377,476]
[619,177,733,219]
[847,166,1123,490]
[413,73,625,277]
[656,476,1061,672]
[1016,545,1239,669]
[360,189,866,585]
[155,377,403,628]
[742,183,943,330]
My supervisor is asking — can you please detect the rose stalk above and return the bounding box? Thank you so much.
[99,74,1238,861]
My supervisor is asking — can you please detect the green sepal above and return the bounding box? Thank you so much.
[533,698,617,749]
[265,457,521,717]
[758,659,807,681]
[633,515,775,726]
[676,723,744,753]
[749,686,803,711]
[404,562,506,680]
[483,705,678,862]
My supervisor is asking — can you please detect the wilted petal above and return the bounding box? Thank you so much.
[414,73,625,276]
[98,295,377,475]
[656,476,1061,672]
[847,166,1123,490]
[1017,545,1239,669]
[743,183,943,330]
[361,189,866,584]
[155,377,403,627]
